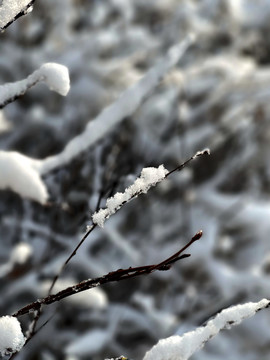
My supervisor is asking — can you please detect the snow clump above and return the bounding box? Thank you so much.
[92,165,168,227]
[0,316,25,356]
[0,151,48,204]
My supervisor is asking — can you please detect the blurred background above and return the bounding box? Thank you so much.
[1,0,270,359]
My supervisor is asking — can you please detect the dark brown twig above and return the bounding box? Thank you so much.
[48,149,209,295]
[13,230,202,317]
[48,223,97,295]
[165,149,210,178]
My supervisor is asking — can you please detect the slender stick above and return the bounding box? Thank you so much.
[49,149,209,294]
[13,231,202,317]
[48,224,96,295]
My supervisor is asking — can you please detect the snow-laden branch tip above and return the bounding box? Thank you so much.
[0,316,25,357]
[143,298,270,360]
[0,63,70,108]
[0,0,35,31]
[39,35,195,175]
[0,151,48,204]
[92,165,168,227]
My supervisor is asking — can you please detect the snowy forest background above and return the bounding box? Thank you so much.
[2,0,270,359]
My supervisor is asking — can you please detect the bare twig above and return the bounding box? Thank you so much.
[165,149,210,178]
[49,150,210,294]
[48,224,96,295]
[13,230,202,317]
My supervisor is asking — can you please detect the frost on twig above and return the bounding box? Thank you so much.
[0,0,35,31]
[0,151,48,204]
[0,316,25,357]
[39,35,195,174]
[143,298,270,360]
[0,63,70,108]
[92,165,169,227]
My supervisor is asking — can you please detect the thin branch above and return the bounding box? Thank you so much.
[48,224,96,295]
[8,313,56,360]
[13,231,202,317]
[165,148,210,178]
[49,150,210,294]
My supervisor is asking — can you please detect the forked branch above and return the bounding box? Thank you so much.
[13,231,202,317]
[49,150,210,294]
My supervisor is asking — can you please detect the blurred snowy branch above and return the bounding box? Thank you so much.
[0,63,70,109]
[0,151,48,204]
[143,299,270,360]
[38,35,195,175]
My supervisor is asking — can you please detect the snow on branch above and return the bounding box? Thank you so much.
[0,316,25,357]
[92,165,169,227]
[0,0,35,31]
[49,150,209,295]
[143,298,270,360]
[0,63,70,108]
[0,151,48,204]
[39,35,195,175]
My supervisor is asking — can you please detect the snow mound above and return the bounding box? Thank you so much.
[0,151,48,204]
[0,316,25,357]
[39,63,70,96]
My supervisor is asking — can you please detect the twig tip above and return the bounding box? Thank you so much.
[194,148,210,158]
[193,230,203,241]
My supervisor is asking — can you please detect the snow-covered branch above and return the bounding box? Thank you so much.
[92,165,169,227]
[0,0,35,31]
[39,35,195,175]
[143,299,270,360]
[0,63,70,203]
[92,149,210,227]
[49,150,210,294]
[0,63,70,108]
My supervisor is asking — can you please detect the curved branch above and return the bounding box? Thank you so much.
[13,231,202,317]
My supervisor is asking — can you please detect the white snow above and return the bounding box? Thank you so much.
[0,316,25,357]
[194,148,210,158]
[0,242,32,278]
[10,243,33,265]
[0,0,33,30]
[39,35,194,174]
[228,0,270,27]
[143,299,270,360]
[0,63,70,107]
[92,165,168,227]
[38,63,70,96]
[0,151,48,204]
